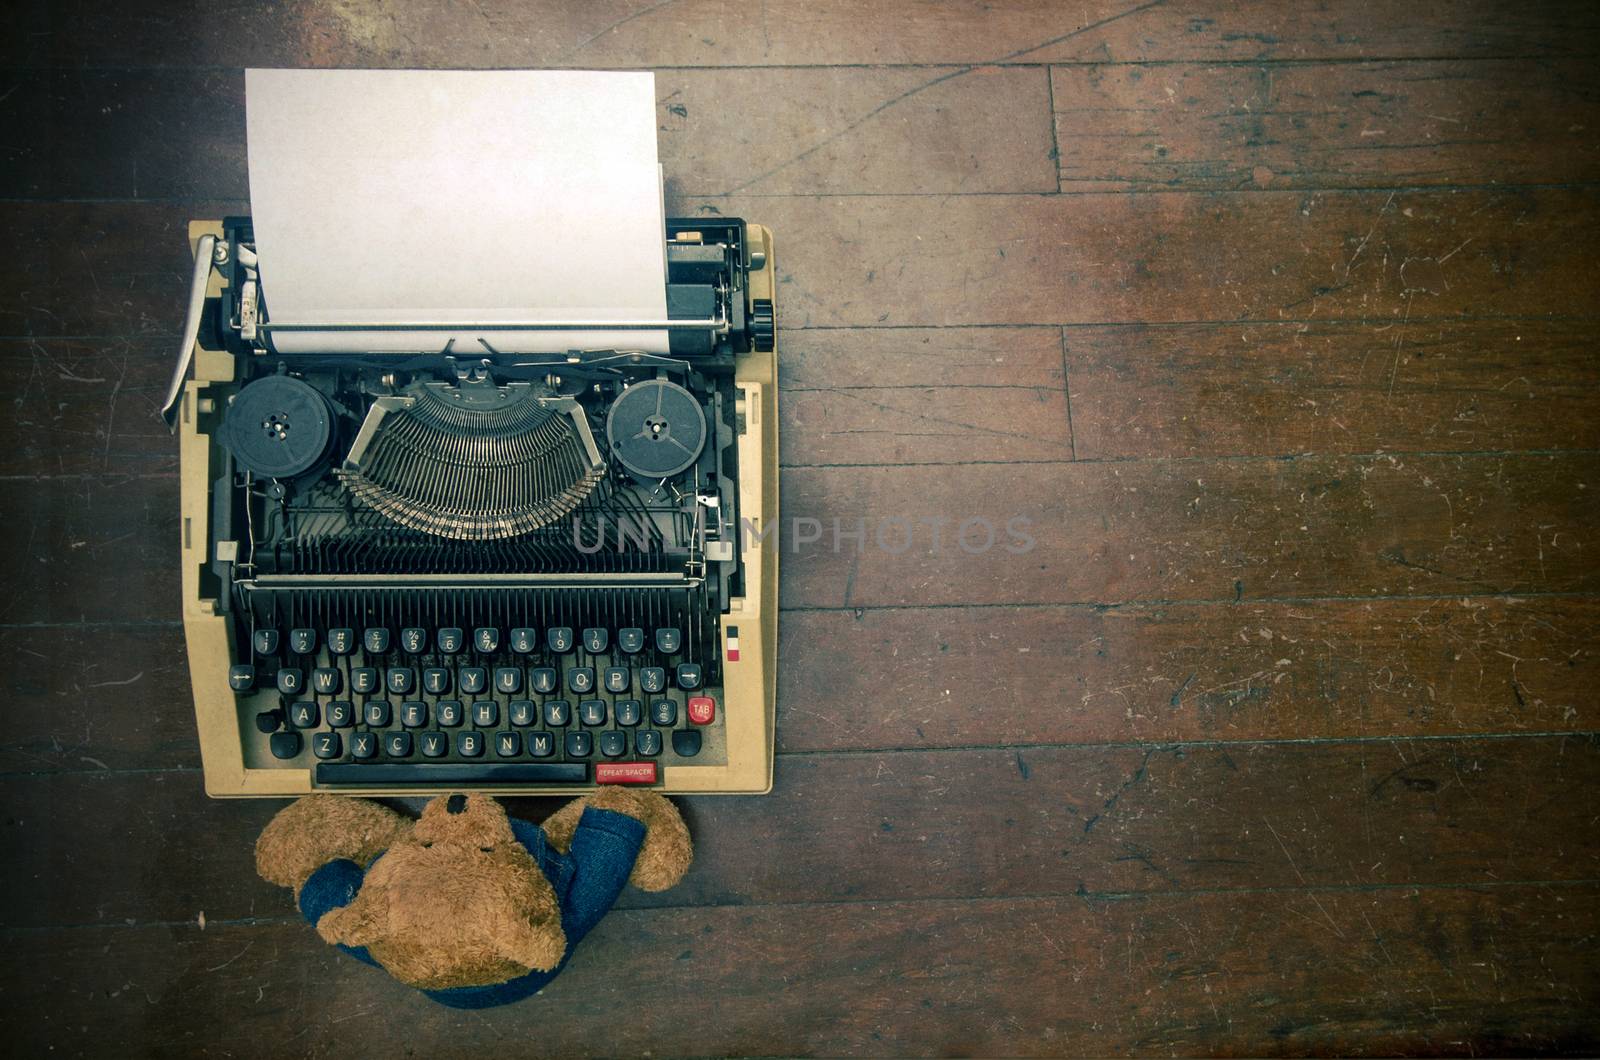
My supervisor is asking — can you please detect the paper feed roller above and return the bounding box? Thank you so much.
[207,216,773,362]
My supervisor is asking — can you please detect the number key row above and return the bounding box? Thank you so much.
[250,663,703,696]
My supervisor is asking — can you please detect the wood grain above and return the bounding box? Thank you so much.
[5,735,1596,927]
[0,66,1057,200]
[3,884,1595,1056]
[3,1,1598,1053]
[1052,60,1600,190]
[776,596,1599,751]
[0,338,178,477]
[6,321,1594,478]
[10,0,1599,68]
[4,592,1589,775]
[0,624,196,774]
[1065,319,1600,459]
[3,452,1593,623]
[779,452,1598,609]
[7,188,1595,339]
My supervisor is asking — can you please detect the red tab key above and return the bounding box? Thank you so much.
[687,696,716,725]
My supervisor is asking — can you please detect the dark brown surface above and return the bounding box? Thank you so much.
[1,2,1597,1056]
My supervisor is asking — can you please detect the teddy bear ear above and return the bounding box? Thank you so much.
[316,892,388,949]
[495,914,567,973]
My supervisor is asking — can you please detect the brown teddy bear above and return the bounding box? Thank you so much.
[255,788,691,1008]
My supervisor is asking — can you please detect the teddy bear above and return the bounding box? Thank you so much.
[254,787,692,1008]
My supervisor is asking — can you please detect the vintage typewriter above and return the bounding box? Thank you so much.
[163,213,777,796]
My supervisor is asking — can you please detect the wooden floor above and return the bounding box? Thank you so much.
[3,1,1599,1055]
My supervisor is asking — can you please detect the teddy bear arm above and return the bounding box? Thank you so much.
[580,787,694,892]
[255,794,412,894]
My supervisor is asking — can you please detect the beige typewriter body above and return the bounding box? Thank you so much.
[178,220,778,797]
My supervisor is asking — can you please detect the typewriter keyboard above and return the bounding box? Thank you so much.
[228,590,723,787]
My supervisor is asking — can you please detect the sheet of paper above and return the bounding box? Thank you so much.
[245,69,669,355]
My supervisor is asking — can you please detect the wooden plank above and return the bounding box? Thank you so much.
[0,476,178,626]
[781,327,1070,465]
[10,0,1598,69]
[5,735,1595,925]
[1065,320,1600,459]
[776,596,1600,751]
[7,316,1594,478]
[778,452,1598,609]
[2,593,1591,774]
[0,624,196,774]
[0,66,1056,200]
[8,320,1594,478]
[0,200,243,339]
[0,329,1063,478]
[4,884,1596,1056]
[3,451,1594,623]
[7,188,1596,338]
[727,188,1600,327]
[0,68,243,201]
[0,338,178,477]
[1052,60,1600,191]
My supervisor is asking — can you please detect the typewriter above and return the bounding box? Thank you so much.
[164,215,777,796]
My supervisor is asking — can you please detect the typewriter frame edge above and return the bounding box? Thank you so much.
[178,219,779,798]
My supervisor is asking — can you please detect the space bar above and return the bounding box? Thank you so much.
[315,762,589,786]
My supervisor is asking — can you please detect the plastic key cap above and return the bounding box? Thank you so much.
[687,696,716,725]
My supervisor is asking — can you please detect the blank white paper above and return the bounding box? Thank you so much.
[245,68,670,355]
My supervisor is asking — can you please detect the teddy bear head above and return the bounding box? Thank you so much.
[314,792,567,990]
